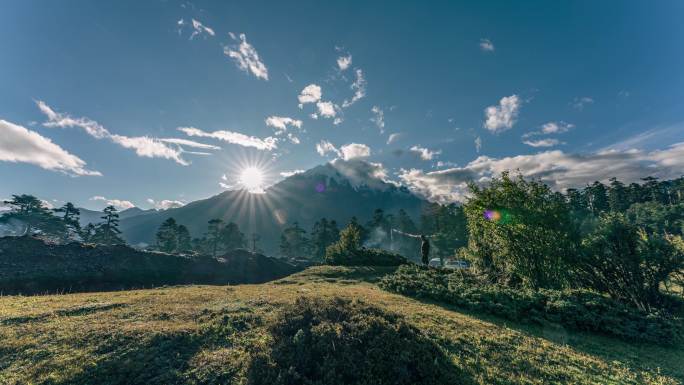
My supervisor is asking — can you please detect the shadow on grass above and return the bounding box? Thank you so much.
[52,332,205,385]
[1,303,128,326]
[51,309,261,385]
[400,294,684,383]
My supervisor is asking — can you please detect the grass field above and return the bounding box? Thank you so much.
[1,266,683,385]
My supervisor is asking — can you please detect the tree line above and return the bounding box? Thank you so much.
[1,195,125,245]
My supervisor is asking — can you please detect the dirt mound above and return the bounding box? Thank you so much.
[0,236,301,295]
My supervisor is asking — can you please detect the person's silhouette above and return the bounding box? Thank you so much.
[420,235,430,266]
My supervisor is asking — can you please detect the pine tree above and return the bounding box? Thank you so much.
[94,205,124,245]
[1,194,65,237]
[642,176,665,204]
[348,216,368,244]
[310,218,340,260]
[177,225,192,253]
[81,223,96,243]
[280,222,309,258]
[220,222,246,251]
[156,217,179,252]
[207,219,224,257]
[608,178,629,212]
[585,181,609,215]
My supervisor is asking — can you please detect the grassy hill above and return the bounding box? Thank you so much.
[1,266,683,384]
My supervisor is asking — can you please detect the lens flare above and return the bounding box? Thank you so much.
[484,209,501,221]
[484,209,513,224]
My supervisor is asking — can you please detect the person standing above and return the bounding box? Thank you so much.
[420,234,430,266]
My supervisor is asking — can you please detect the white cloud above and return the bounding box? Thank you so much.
[179,126,277,150]
[146,198,185,210]
[37,101,218,165]
[370,106,385,133]
[409,145,441,160]
[603,122,684,152]
[298,84,339,121]
[340,143,371,160]
[90,196,135,210]
[480,38,495,52]
[522,121,574,139]
[265,116,302,132]
[337,54,352,71]
[387,132,402,144]
[224,32,268,80]
[342,69,366,108]
[189,18,215,39]
[37,100,109,138]
[330,158,391,190]
[399,144,684,203]
[572,96,594,110]
[475,136,482,153]
[316,140,340,157]
[523,138,563,147]
[436,161,458,168]
[298,84,322,105]
[0,119,101,176]
[265,116,303,143]
[279,169,305,178]
[159,138,221,150]
[111,135,190,165]
[316,101,337,118]
[541,121,573,134]
[484,94,521,133]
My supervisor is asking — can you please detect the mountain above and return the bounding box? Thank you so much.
[117,160,428,253]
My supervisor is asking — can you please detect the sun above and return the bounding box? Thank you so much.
[239,166,265,193]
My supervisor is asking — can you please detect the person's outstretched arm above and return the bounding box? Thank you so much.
[392,229,420,238]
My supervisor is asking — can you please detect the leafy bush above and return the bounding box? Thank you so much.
[325,222,407,266]
[579,213,684,311]
[463,172,579,289]
[380,265,681,345]
[248,296,468,385]
[326,247,408,266]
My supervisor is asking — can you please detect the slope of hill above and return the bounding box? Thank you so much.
[0,266,681,385]
[118,160,428,252]
[0,236,301,295]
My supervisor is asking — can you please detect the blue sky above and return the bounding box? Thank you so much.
[2,0,684,209]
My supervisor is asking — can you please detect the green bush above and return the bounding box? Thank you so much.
[325,222,407,266]
[579,212,684,311]
[326,246,408,266]
[248,297,469,385]
[380,265,681,345]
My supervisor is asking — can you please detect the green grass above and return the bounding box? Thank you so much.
[1,265,683,384]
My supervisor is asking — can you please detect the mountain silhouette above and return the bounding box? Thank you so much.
[112,160,427,253]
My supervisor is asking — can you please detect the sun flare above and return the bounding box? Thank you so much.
[239,166,265,192]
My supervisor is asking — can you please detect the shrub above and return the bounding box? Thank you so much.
[325,223,407,266]
[326,247,408,266]
[463,172,579,289]
[380,265,681,345]
[579,213,684,311]
[248,297,468,385]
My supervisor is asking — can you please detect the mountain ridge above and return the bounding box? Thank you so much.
[114,160,428,253]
